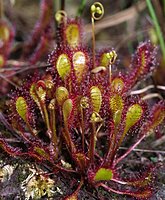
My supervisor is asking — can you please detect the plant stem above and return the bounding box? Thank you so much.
[114,134,146,166]
[98,183,130,195]
[49,107,58,147]
[17,123,32,142]
[104,128,116,166]
[119,146,165,154]
[76,0,86,17]
[80,108,85,152]
[42,102,51,131]
[91,16,96,68]
[88,122,96,163]
[63,123,76,154]
[61,0,65,10]
[146,0,165,61]
[98,183,150,197]
[26,120,36,138]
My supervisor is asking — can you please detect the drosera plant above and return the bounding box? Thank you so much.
[0,2,165,199]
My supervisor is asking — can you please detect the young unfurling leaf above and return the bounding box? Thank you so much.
[56,86,69,106]
[100,51,117,67]
[35,80,47,101]
[111,78,124,93]
[30,80,47,104]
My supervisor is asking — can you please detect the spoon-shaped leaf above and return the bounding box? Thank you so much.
[56,54,71,79]
[124,104,143,133]
[16,97,28,121]
[94,168,113,181]
[63,99,73,123]
[90,86,102,113]
[110,94,123,126]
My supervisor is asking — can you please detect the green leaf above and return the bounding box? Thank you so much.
[90,86,102,113]
[34,147,50,160]
[110,94,123,126]
[55,86,69,106]
[100,53,110,67]
[94,168,113,181]
[0,55,5,67]
[100,51,117,67]
[149,105,165,130]
[73,51,86,82]
[56,54,71,79]
[124,104,143,133]
[127,171,152,187]
[16,97,28,121]
[111,78,124,93]
[0,24,10,41]
[65,24,80,48]
[63,99,73,123]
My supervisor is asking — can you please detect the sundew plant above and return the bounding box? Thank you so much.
[0,1,165,199]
